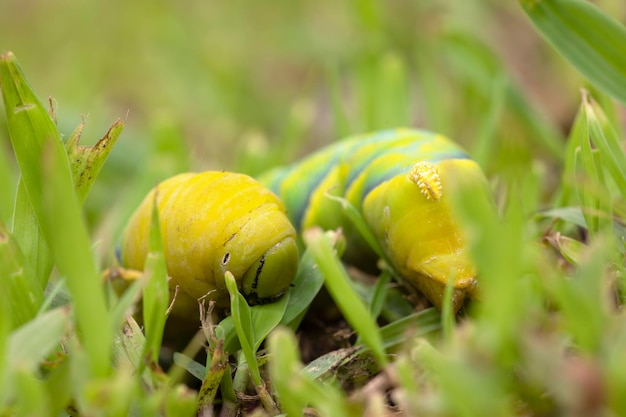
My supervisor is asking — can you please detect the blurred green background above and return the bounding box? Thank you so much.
[1,0,624,262]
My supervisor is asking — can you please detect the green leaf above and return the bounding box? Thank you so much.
[520,0,626,106]
[535,207,587,229]
[65,118,124,204]
[280,241,329,326]
[254,298,290,351]
[218,288,290,354]
[173,353,206,381]
[219,241,328,354]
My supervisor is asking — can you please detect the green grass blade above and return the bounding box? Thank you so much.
[0,51,58,215]
[0,138,16,225]
[303,228,388,367]
[196,342,227,409]
[222,279,279,414]
[325,193,394,269]
[0,280,10,405]
[11,370,50,416]
[582,91,626,200]
[108,276,144,335]
[371,53,410,129]
[224,271,261,386]
[11,180,53,287]
[351,0,382,32]
[268,327,351,417]
[566,91,616,236]
[545,236,613,353]
[379,308,441,350]
[520,0,626,105]
[43,359,73,416]
[164,385,197,417]
[326,63,351,138]
[2,51,56,289]
[577,107,602,235]
[368,270,391,319]
[141,195,169,364]
[558,97,587,208]
[354,53,410,131]
[471,73,507,169]
[506,85,566,161]
[535,206,586,228]
[450,167,535,357]
[1,52,112,377]
[173,352,206,381]
[7,308,69,375]
[40,140,113,377]
[0,221,43,328]
[413,340,515,415]
[445,32,565,160]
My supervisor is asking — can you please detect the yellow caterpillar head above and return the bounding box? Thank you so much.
[120,171,299,320]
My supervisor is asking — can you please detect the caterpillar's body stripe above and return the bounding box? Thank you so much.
[260,128,491,310]
[263,129,470,228]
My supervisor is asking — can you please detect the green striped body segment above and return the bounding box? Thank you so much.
[260,128,491,310]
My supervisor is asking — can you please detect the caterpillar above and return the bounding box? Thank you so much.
[259,128,492,311]
[119,171,299,321]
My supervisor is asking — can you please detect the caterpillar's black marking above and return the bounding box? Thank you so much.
[252,254,265,291]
